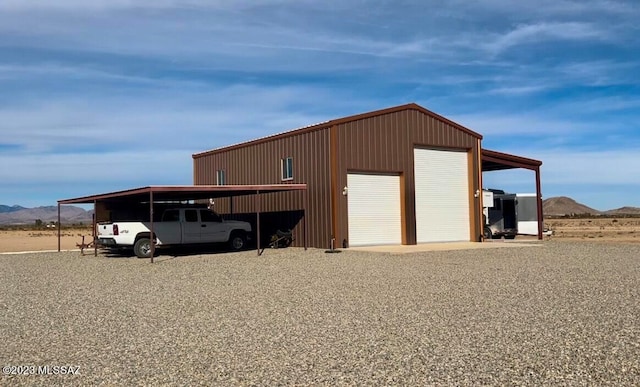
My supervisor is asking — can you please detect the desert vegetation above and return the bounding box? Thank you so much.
[545,217,640,242]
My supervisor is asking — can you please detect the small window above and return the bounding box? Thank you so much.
[185,209,198,222]
[216,170,225,185]
[281,157,293,181]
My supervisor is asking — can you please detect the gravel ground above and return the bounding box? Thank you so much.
[1,242,639,386]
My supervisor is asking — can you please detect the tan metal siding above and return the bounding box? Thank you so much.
[193,128,332,248]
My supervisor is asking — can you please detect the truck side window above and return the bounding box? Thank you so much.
[162,210,180,222]
[185,210,198,222]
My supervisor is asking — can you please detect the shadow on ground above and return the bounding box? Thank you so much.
[98,241,264,259]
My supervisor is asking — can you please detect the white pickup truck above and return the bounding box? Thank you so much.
[97,207,252,258]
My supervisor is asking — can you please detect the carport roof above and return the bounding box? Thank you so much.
[482,149,542,172]
[58,184,307,204]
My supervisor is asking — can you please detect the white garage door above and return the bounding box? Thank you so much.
[347,173,402,246]
[414,148,470,242]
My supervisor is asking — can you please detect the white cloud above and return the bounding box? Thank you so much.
[0,0,265,11]
[0,0,636,73]
[487,147,640,186]
[537,149,640,185]
[0,63,174,85]
[0,80,344,156]
[556,60,640,86]
[448,0,638,19]
[0,149,190,184]
[450,113,592,137]
[484,22,607,55]
[486,85,552,96]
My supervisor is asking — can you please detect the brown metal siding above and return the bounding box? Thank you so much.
[193,128,332,248]
[334,109,479,246]
[193,107,482,248]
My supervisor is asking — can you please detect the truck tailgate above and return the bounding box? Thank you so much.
[97,223,115,237]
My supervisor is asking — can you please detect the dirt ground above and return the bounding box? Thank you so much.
[544,217,640,243]
[1,218,638,253]
[0,228,95,253]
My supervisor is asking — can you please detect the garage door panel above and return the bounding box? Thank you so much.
[347,173,402,246]
[414,149,470,243]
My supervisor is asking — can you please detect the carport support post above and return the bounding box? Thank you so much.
[304,188,308,250]
[57,203,61,252]
[256,190,261,256]
[150,191,155,263]
[536,167,543,240]
[93,200,98,257]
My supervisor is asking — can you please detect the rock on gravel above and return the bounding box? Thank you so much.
[1,242,639,385]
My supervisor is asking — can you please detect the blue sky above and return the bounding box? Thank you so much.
[1,0,639,211]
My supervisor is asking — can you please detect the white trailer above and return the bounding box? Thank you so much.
[516,193,539,235]
[482,189,518,239]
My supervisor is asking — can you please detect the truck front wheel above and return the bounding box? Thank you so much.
[229,231,246,251]
[134,238,152,258]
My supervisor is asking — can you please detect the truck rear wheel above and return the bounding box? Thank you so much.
[483,226,493,240]
[229,231,246,251]
[134,238,152,258]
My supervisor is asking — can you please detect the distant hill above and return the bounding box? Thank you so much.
[0,205,92,225]
[543,197,601,216]
[605,206,640,216]
[0,205,26,214]
[543,197,640,216]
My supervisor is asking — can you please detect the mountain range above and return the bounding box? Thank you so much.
[0,205,93,225]
[0,205,27,213]
[542,197,640,216]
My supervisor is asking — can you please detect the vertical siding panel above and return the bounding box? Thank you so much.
[355,122,360,168]
[348,123,352,169]
[360,121,367,168]
[375,117,380,169]
[373,118,379,169]
[389,115,395,170]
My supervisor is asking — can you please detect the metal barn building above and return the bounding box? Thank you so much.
[192,103,542,249]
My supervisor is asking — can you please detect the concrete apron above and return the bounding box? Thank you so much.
[347,240,543,254]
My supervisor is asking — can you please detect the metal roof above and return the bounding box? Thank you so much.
[193,103,483,158]
[58,184,307,204]
[482,149,542,172]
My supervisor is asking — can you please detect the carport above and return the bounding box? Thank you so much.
[481,149,543,239]
[58,184,308,262]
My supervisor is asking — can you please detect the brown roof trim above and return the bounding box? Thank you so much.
[58,184,307,204]
[192,103,483,158]
[482,148,542,171]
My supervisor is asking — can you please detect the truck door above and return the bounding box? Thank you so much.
[199,209,227,242]
[182,209,201,243]
[155,209,182,244]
